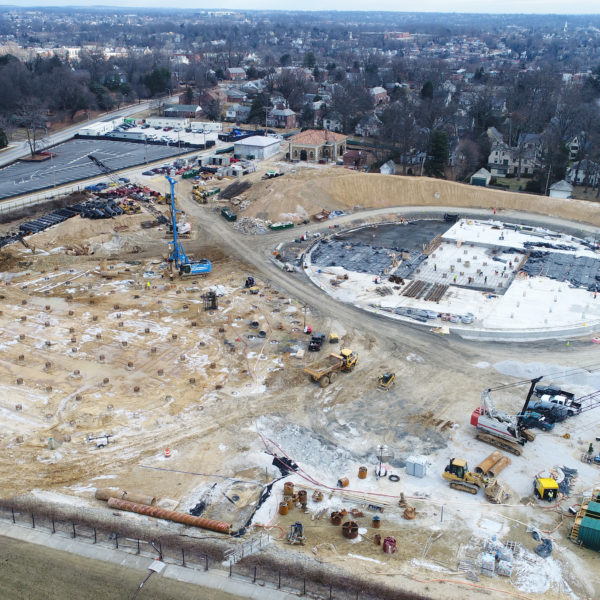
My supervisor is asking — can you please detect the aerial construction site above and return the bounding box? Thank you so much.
[2,152,600,600]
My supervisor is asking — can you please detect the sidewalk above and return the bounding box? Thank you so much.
[0,520,297,600]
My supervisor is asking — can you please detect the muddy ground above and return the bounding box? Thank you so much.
[1,165,600,600]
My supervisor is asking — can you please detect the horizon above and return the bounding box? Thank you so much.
[1,2,599,17]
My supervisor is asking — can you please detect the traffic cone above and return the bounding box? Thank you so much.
[165,448,171,458]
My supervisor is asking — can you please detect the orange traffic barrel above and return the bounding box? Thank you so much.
[279,502,289,515]
[358,466,367,479]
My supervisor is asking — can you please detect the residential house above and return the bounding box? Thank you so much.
[226,67,246,81]
[288,129,347,163]
[225,104,251,123]
[487,141,540,178]
[267,108,297,129]
[322,113,343,133]
[225,88,247,103]
[567,160,600,187]
[355,113,382,137]
[201,87,227,105]
[369,86,388,105]
[567,135,585,161]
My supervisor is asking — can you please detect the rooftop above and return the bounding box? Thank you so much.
[233,135,280,147]
[289,129,347,146]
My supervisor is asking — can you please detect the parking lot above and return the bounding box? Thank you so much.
[106,122,221,147]
[0,139,184,200]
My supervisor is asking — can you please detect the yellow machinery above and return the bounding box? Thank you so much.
[339,348,358,370]
[533,477,559,501]
[378,372,396,391]
[122,202,141,214]
[329,332,339,344]
[249,286,259,295]
[443,454,510,503]
[304,349,358,388]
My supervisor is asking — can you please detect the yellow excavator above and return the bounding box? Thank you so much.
[443,452,510,504]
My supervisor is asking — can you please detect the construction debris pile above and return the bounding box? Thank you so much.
[234,216,268,235]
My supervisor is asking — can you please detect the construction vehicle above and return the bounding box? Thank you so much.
[308,333,326,352]
[287,522,306,545]
[534,385,581,416]
[378,372,396,391]
[304,350,358,388]
[521,410,554,431]
[533,477,559,501]
[165,175,211,276]
[168,220,192,237]
[248,286,259,295]
[471,377,541,456]
[443,451,511,503]
[329,333,339,344]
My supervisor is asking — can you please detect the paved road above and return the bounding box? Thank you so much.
[0,99,157,167]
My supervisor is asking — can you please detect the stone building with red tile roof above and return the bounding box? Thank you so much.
[288,129,347,163]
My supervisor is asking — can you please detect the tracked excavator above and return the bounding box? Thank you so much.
[443,451,511,503]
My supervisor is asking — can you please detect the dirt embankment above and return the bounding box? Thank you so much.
[242,169,600,226]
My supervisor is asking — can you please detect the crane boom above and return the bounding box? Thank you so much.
[165,175,211,276]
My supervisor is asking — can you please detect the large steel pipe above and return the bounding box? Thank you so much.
[488,456,511,478]
[475,451,502,475]
[107,497,231,534]
[95,488,155,506]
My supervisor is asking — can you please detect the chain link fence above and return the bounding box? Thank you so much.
[0,504,429,600]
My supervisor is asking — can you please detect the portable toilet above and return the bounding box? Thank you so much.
[405,456,427,478]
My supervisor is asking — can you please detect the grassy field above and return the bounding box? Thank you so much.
[0,535,244,600]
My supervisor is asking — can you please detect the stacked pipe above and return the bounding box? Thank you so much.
[475,451,511,477]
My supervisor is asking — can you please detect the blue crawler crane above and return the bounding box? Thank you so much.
[165,174,211,276]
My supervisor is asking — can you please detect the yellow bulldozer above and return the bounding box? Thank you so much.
[377,372,396,391]
[442,452,511,504]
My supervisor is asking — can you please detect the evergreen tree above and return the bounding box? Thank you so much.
[425,130,449,178]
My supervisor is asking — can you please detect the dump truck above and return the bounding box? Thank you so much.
[304,349,358,387]
[443,451,511,503]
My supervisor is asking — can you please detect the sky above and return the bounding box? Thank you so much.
[2,0,599,14]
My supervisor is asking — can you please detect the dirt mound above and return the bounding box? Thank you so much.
[242,168,600,226]
[26,213,149,252]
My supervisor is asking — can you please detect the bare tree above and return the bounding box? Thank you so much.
[17,102,48,157]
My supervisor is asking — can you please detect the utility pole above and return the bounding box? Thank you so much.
[544,163,552,196]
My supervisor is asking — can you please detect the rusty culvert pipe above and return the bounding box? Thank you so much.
[107,497,232,534]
